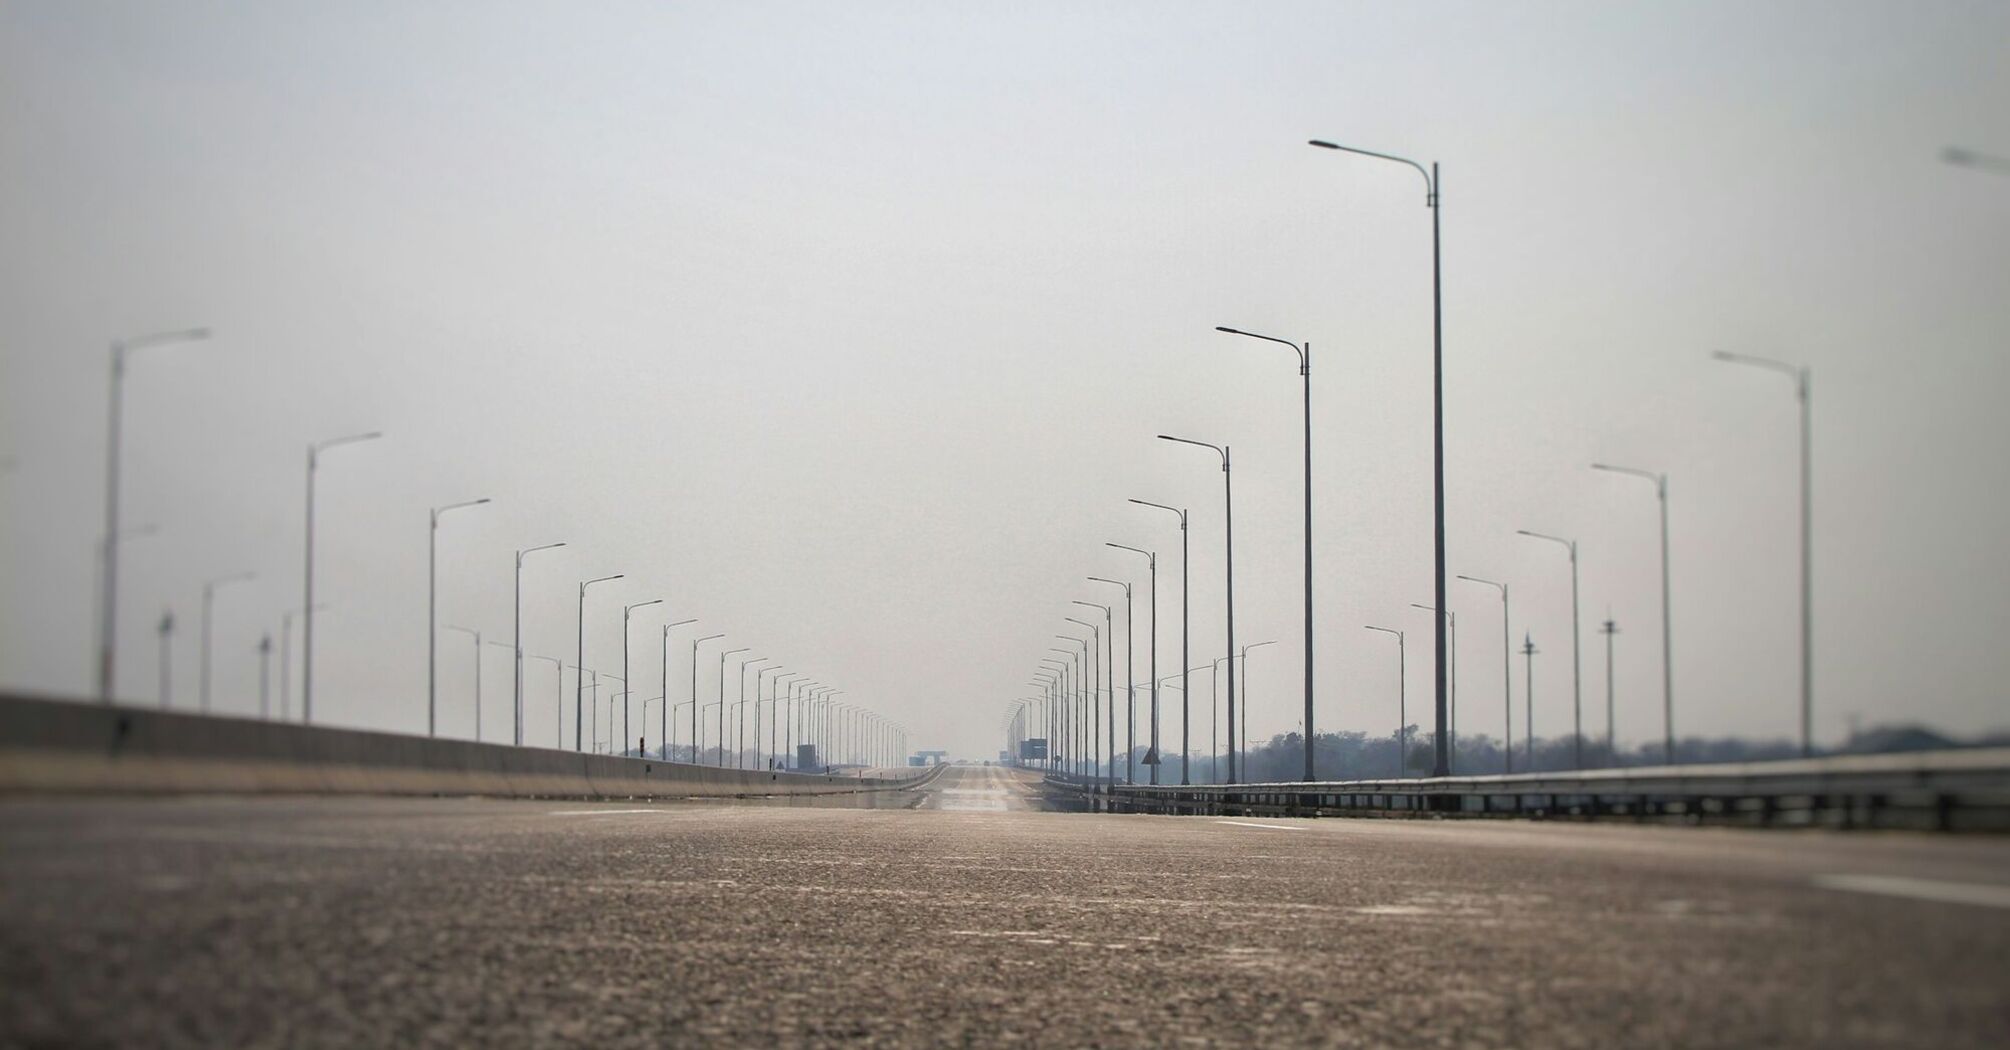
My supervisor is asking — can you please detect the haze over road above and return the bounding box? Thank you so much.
[2,771,2005,1047]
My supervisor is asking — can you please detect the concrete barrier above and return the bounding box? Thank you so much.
[0,693,941,799]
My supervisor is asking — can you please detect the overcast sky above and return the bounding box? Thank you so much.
[3,0,2006,761]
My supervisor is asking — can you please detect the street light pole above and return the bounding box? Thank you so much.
[719,648,750,767]
[1601,616,1620,760]
[621,598,664,754]
[1365,626,1406,777]
[1125,502,1181,780]
[1517,530,1582,768]
[1457,574,1512,773]
[1106,543,1157,783]
[428,498,490,736]
[1309,138,1447,777]
[1411,603,1458,771]
[1156,437,1233,784]
[661,619,696,759]
[575,574,624,752]
[516,542,567,746]
[1714,351,1812,757]
[443,624,480,740]
[1592,463,1674,764]
[199,571,256,713]
[303,431,382,724]
[1218,327,1316,782]
[100,327,209,703]
[692,633,725,762]
[1065,617,1102,785]
[1088,576,1133,783]
[1073,600,1114,786]
[1240,639,1278,777]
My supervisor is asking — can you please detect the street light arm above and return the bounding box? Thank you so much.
[1215,326,1307,371]
[1516,529,1575,554]
[435,497,492,517]
[1128,499,1186,524]
[1713,350,1806,384]
[313,431,383,455]
[1456,573,1505,595]
[1157,435,1227,467]
[1308,139,1434,199]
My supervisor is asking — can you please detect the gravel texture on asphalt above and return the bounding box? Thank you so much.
[2,765,2007,1048]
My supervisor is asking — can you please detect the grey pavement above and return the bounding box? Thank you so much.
[2,767,2006,1047]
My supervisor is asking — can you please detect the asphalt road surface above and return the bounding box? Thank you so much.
[2,766,2006,1047]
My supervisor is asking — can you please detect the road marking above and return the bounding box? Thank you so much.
[1812,874,2010,910]
[546,808,667,816]
[1214,820,1304,831]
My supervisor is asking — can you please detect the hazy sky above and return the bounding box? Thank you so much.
[3,0,2006,761]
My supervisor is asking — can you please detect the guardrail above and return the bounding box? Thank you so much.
[0,693,941,800]
[1038,749,2010,830]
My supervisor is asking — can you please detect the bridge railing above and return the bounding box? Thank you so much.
[1041,748,2010,830]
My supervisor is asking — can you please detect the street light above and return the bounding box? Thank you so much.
[1087,576,1134,783]
[199,571,256,713]
[1713,350,1813,757]
[1410,603,1458,772]
[1133,496,1189,776]
[522,652,564,747]
[516,543,567,745]
[1364,625,1406,777]
[1072,600,1114,785]
[1310,136,1449,778]
[575,574,625,752]
[1157,435,1235,784]
[428,498,491,736]
[303,430,382,723]
[1217,326,1317,782]
[1591,463,1674,764]
[100,326,210,703]
[1517,529,1583,768]
[1944,146,2010,178]
[1063,618,1101,783]
[765,672,802,769]
[718,648,751,767]
[1456,574,1512,773]
[661,619,697,759]
[1106,542,1159,783]
[1240,639,1278,776]
[443,624,481,741]
[692,633,726,762]
[750,663,786,768]
[621,598,664,753]
[1041,655,1073,773]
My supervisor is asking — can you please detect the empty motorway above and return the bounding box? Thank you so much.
[2,767,2006,1047]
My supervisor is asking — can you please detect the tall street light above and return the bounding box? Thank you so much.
[1364,625,1406,777]
[1591,463,1674,764]
[199,571,256,713]
[1125,502,1181,780]
[1309,136,1449,778]
[1457,574,1512,773]
[1041,656,1072,773]
[1240,639,1279,775]
[1063,619,1101,782]
[515,543,568,745]
[100,326,210,703]
[1714,351,1813,757]
[751,663,785,768]
[443,624,481,740]
[1106,543,1158,783]
[575,574,625,751]
[1217,326,1317,781]
[428,498,491,736]
[1157,435,1235,784]
[303,430,382,724]
[620,598,664,753]
[660,619,697,759]
[1072,600,1115,785]
[766,672,801,769]
[718,648,751,767]
[1410,603,1458,771]
[1087,576,1133,782]
[1517,530,1582,768]
[1049,643,1086,776]
[692,633,725,762]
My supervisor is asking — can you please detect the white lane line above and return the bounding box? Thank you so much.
[1812,874,2010,910]
[1214,820,1305,831]
[546,809,667,817]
